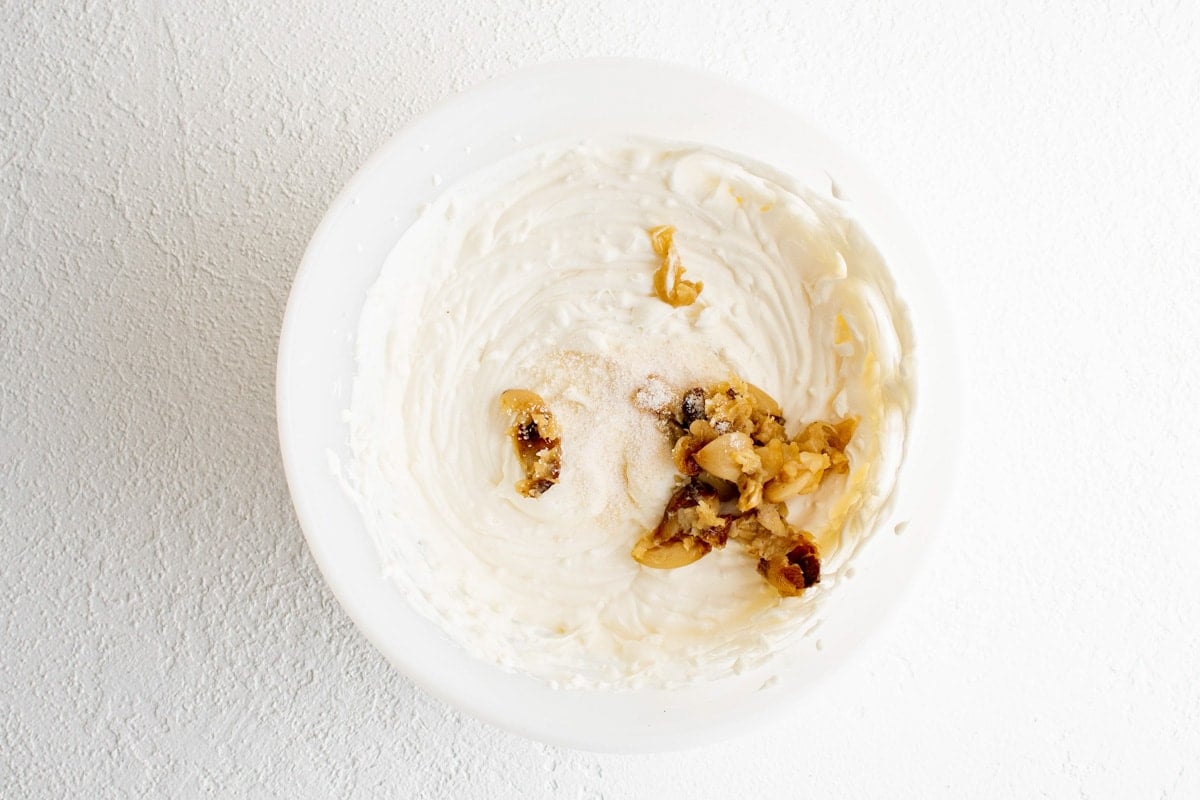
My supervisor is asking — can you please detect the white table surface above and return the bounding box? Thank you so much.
[3,2,1199,797]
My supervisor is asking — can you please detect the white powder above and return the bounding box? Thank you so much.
[530,338,728,528]
[633,375,676,415]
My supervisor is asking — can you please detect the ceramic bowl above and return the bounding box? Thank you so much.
[277,58,957,752]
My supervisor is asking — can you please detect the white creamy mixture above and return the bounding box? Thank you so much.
[348,139,913,688]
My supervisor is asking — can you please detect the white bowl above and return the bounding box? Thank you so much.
[277,58,958,752]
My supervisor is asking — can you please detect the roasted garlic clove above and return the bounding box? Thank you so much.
[762,451,831,503]
[680,387,706,428]
[629,372,852,592]
[671,435,706,477]
[632,533,712,569]
[728,502,792,560]
[499,389,562,498]
[753,415,788,448]
[632,480,728,570]
[648,225,703,307]
[694,432,760,483]
[671,418,718,476]
[757,536,821,597]
[794,418,857,474]
[744,382,783,418]
[663,480,729,547]
[735,476,763,512]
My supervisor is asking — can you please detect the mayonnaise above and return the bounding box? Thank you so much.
[347,139,913,688]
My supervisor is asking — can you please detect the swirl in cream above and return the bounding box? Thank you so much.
[347,139,913,688]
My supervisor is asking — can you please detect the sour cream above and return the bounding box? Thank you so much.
[347,139,913,688]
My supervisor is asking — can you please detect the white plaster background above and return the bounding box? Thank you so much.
[3,1,1199,796]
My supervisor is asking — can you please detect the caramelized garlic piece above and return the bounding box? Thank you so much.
[695,379,856,513]
[632,480,728,569]
[694,432,759,483]
[648,225,703,307]
[632,534,711,569]
[757,537,822,598]
[631,374,855,597]
[499,389,562,498]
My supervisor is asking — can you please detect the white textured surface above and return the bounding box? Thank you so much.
[3,1,1199,796]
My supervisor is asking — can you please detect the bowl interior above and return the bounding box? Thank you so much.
[277,58,957,752]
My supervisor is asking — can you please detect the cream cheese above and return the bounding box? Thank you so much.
[347,138,913,688]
